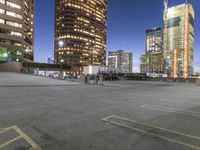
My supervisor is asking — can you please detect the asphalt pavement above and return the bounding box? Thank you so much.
[0,73,200,150]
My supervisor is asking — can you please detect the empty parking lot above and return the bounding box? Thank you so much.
[0,73,200,150]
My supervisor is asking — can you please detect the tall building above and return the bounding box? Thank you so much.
[54,0,107,75]
[108,50,133,73]
[163,2,195,78]
[140,52,163,74]
[146,27,162,54]
[0,0,34,62]
[140,27,163,74]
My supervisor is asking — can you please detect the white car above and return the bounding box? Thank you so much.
[49,72,59,78]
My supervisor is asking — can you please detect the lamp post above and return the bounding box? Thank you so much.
[166,55,171,78]
[25,49,30,74]
[58,40,64,79]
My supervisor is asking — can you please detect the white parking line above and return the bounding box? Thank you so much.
[102,115,200,150]
[141,105,200,118]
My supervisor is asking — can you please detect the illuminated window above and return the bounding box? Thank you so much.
[6,1,21,9]
[6,11,22,19]
[6,21,22,28]
[11,31,22,37]
[14,43,22,46]
[0,0,5,4]
[0,8,5,14]
[0,19,4,24]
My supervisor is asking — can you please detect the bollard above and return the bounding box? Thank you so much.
[85,75,88,84]
[80,75,85,84]
[87,75,90,84]
[94,75,98,85]
[99,75,104,85]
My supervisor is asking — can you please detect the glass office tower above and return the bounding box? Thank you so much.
[55,0,107,75]
[146,27,162,54]
[163,3,195,78]
[140,52,163,74]
[140,27,163,74]
[0,0,34,62]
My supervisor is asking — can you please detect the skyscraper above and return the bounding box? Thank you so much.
[163,2,194,78]
[0,0,34,62]
[54,0,107,75]
[108,50,133,73]
[140,52,163,74]
[146,27,162,54]
[140,27,163,74]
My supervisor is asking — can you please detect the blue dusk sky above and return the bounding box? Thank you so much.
[35,0,200,72]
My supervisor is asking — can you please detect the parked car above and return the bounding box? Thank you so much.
[124,73,151,80]
[49,72,59,78]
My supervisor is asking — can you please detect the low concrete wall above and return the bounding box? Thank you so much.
[0,62,22,73]
[120,76,200,84]
[147,77,200,84]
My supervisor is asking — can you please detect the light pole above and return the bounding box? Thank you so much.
[25,49,30,74]
[58,40,64,79]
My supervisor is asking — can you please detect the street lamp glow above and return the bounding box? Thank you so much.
[58,40,64,47]
[3,53,8,57]
[25,49,30,53]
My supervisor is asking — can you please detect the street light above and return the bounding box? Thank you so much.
[3,53,8,58]
[58,40,64,79]
[25,49,30,74]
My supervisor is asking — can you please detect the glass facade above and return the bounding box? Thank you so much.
[163,4,194,78]
[108,50,133,73]
[146,27,162,54]
[140,52,163,74]
[54,0,107,74]
[140,27,163,74]
[0,0,34,62]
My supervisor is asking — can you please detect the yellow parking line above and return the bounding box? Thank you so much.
[0,126,14,132]
[0,128,11,134]
[13,126,42,150]
[102,115,200,150]
[0,135,22,148]
[0,126,42,150]
[141,105,200,118]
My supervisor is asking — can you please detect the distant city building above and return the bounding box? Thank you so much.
[108,50,133,73]
[146,27,162,54]
[0,0,34,62]
[163,2,195,78]
[47,57,54,64]
[54,0,107,75]
[140,27,163,74]
[140,52,163,74]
